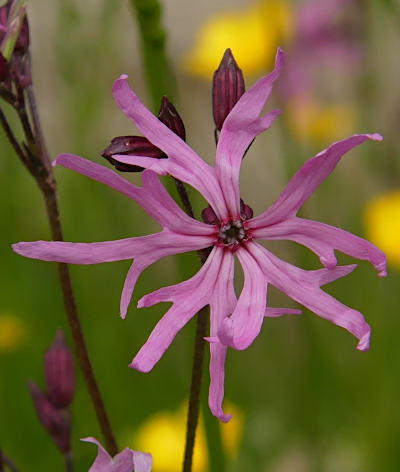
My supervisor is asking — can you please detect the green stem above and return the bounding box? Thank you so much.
[182,307,209,472]
[129,0,176,111]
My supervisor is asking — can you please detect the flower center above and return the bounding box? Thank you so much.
[218,220,248,247]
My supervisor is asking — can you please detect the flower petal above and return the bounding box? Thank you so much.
[112,75,228,220]
[54,154,214,236]
[219,246,267,350]
[247,241,371,351]
[131,247,224,373]
[251,217,387,276]
[82,437,112,471]
[13,230,213,265]
[208,250,236,422]
[250,133,383,227]
[82,437,152,472]
[215,48,284,218]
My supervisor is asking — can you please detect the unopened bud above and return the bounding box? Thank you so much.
[240,199,253,220]
[158,96,186,141]
[212,49,245,131]
[44,330,75,409]
[0,1,29,61]
[27,381,71,454]
[102,136,164,172]
[201,205,218,225]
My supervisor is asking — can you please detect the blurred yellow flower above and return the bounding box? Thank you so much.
[364,190,400,269]
[0,313,26,352]
[286,95,357,145]
[134,401,243,471]
[183,0,293,78]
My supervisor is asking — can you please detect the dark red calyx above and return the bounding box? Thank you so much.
[27,380,71,454]
[44,330,75,409]
[201,205,219,225]
[212,48,245,131]
[158,96,186,141]
[102,135,164,172]
[240,199,253,220]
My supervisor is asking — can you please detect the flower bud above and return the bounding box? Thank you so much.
[201,205,218,225]
[102,135,164,172]
[158,96,186,141]
[44,330,75,409]
[240,199,253,220]
[212,49,245,131]
[27,381,71,454]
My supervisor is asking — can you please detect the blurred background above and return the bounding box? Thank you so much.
[1,0,400,470]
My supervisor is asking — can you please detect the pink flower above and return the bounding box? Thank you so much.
[82,437,152,472]
[13,48,386,422]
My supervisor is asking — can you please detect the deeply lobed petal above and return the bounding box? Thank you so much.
[247,241,371,351]
[250,133,383,227]
[13,230,213,265]
[112,75,228,221]
[215,48,284,218]
[13,230,215,319]
[219,247,268,350]
[54,154,215,236]
[131,247,225,373]
[208,250,236,422]
[251,216,387,276]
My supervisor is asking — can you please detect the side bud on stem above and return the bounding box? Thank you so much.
[212,48,245,132]
[45,330,75,409]
[28,331,75,467]
[102,96,186,172]
[27,381,71,454]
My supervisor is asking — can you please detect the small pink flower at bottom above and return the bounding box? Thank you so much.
[82,437,152,472]
[13,48,386,422]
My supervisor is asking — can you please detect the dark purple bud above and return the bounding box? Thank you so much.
[240,199,253,220]
[158,96,186,141]
[27,381,71,454]
[212,49,245,131]
[44,330,75,409]
[0,53,8,81]
[102,135,164,172]
[201,205,219,225]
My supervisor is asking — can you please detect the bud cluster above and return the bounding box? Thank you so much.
[28,331,75,455]
[0,0,31,89]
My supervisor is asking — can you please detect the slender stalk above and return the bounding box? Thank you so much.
[41,190,118,456]
[0,105,32,172]
[0,76,118,456]
[182,306,209,472]
[129,0,175,111]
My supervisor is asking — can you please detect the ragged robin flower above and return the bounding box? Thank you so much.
[13,48,386,422]
[83,437,152,472]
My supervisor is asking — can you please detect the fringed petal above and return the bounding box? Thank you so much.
[251,217,387,276]
[215,48,284,217]
[131,247,224,373]
[247,242,371,351]
[208,250,236,422]
[219,247,267,350]
[112,75,228,221]
[54,154,215,236]
[250,133,383,227]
